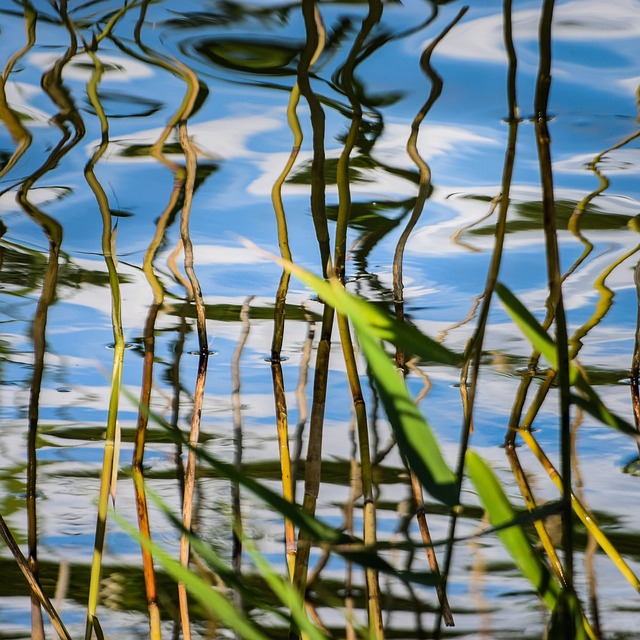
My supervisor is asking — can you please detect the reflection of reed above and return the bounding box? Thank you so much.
[231,295,254,618]
[502,22,640,629]
[391,9,464,629]
[0,5,34,181]
[130,117,184,640]
[332,0,386,633]
[534,0,576,585]
[291,0,331,609]
[3,3,87,635]
[633,260,640,456]
[82,47,131,640]
[0,514,71,639]
[440,1,518,636]
[269,21,310,582]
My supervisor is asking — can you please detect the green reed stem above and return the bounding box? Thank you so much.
[82,46,128,640]
[504,446,568,588]
[519,429,640,593]
[292,302,334,595]
[332,0,385,633]
[292,3,332,623]
[270,82,304,582]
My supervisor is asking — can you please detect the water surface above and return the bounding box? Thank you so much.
[0,0,639,638]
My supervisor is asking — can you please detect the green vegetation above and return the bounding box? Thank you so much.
[0,0,639,639]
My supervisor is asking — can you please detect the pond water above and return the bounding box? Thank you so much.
[0,0,639,638]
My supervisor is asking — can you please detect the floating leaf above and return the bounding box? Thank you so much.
[193,38,301,74]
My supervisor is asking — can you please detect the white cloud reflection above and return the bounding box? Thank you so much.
[28,52,154,82]
[248,121,500,197]
[431,0,640,65]
[555,148,640,175]
[2,81,53,125]
[93,114,283,162]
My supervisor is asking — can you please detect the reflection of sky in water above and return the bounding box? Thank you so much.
[0,0,639,636]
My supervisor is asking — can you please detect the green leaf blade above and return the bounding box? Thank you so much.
[465,449,561,610]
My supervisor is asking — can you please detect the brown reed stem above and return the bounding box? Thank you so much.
[534,0,574,584]
[177,69,207,640]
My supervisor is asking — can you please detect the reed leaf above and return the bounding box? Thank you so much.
[273,260,459,505]
[115,513,272,640]
[244,539,330,640]
[274,254,462,367]
[546,590,590,640]
[495,283,637,437]
[465,449,561,610]
[356,329,458,506]
[119,387,441,587]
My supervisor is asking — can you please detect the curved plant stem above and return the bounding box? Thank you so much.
[176,67,208,640]
[391,6,460,628]
[131,140,183,640]
[82,44,126,640]
[292,1,331,618]
[270,71,304,583]
[0,3,35,181]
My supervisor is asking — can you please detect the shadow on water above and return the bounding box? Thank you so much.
[0,0,639,639]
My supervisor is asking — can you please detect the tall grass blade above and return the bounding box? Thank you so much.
[273,255,462,367]
[274,260,459,504]
[466,450,597,639]
[465,449,561,610]
[115,513,273,640]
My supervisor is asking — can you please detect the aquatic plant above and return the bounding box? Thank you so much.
[0,0,639,639]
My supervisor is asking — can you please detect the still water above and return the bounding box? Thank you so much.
[0,0,639,638]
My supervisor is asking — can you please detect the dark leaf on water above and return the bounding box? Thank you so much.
[467,198,632,235]
[325,199,411,230]
[167,301,321,323]
[119,142,183,157]
[110,209,134,218]
[162,11,233,28]
[622,457,640,476]
[192,38,302,75]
